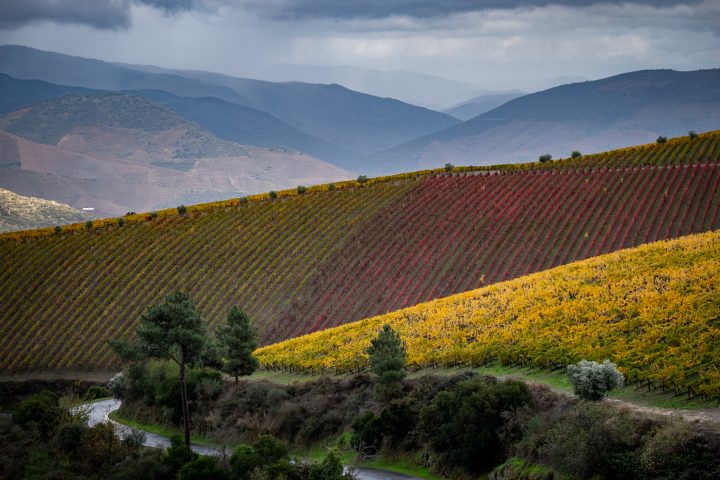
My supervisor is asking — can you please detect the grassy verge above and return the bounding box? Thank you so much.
[108,410,214,446]
[409,364,717,410]
[248,370,321,385]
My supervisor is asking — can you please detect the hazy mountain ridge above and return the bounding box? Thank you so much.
[443,91,525,120]
[0,45,460,171]
[371,69,720,173]
[0,94,352,216]
[0,187,86,233]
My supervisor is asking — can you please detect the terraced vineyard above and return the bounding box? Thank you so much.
[256,230,720,401]
[1,132,720,372]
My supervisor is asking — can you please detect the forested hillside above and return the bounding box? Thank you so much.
[1,132,719,372]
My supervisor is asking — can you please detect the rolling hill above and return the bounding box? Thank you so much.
[256,229,720,400]
[0,94,351,216]
[0,188,85,233]
[0,132,718,373]
[372,69,720,173]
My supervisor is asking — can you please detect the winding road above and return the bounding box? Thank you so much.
[84,399,423,480]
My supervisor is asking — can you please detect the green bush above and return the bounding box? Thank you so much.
[269,190,278,199]
[12,391,63,437]
[419,377,533,473]
[445,163,454,172]
[85,220,93,231]
[54,225,62,234]
[357,175,369,185]
[350,411,383,455]
[116,217,125,227]
[297,185,307,194]
[179,456,228,480]
[567,359,624,401]
[240,196,249,204]
[657,136,668,144]
[571,150,582,159]
[539,154,553,163]
[177,204,187,215]
[328,183,336,191]
[688,130,698,139]
[150,211,158,219]
[83,385,111,400]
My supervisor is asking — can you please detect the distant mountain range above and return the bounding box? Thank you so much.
[443,91,525,121]
[0,94,350,216]
[0,45,459,170]
[0,187,85,233]
[371,69,720,173]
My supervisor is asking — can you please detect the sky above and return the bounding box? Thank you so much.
[0,0,719,92]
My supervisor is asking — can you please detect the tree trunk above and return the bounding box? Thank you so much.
[179,354,191,447]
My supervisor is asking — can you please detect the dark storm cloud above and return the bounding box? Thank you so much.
[0,0,196,30]
[243,0,704,20]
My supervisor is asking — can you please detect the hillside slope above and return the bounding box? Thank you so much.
[373,69,720,173]
[0,94,351,216]
[256,230,720,401]
[0,188,85,233]
[0,132,718,373]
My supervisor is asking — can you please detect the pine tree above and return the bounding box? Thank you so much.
[110,291,210,447]
[367,324,406,401]
[218,306,259,383]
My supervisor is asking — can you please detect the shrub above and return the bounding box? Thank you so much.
[297,185,307,194]
[116,217,125,227]
[83,385,110,400]
[539,154,553,162]
[535,401,643,479]
[350,411,383,455]
[230,444,261,478]
[254,435,289,465]
[657,136,668,144]
[240,196,249,204]
[164,434,197,474]
[357,175,369,185]
[445,163,454,172]
[689,130,698,139]
[378,397,418,447]
[328,183,336,191]
[179,456,228,480]
[13,391,63,437]
[571,150,582,159]
[177,205,187,215]
[108,372,126,398]
[150,211,158,219]
[419,377,533,473]
[85,220,93,231]
[567,359,624,401]
[269,190,278,199]
[54,225,62,234]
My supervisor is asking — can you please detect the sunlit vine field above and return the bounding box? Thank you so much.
[257,230,720,401]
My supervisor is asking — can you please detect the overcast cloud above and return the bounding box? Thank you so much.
[0,0,718,95]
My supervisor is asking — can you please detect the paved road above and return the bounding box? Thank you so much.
[83,399,423,480]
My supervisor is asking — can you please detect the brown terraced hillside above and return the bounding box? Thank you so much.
[1,131,719,373]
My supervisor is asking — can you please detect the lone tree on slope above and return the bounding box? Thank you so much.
[110,291,214,447]
[217,306,259,383]
[367,324,407,402]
